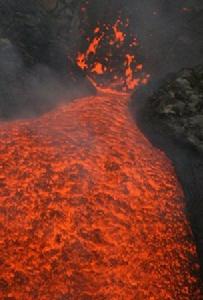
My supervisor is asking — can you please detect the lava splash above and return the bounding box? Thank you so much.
[0,89,201,299]
[76,15,150,92]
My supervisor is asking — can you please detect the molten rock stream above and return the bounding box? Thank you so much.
[0,88,201,299]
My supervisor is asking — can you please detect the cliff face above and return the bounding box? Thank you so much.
[131,64,203,279]
[127,0,203,280]
[150,66,203,153]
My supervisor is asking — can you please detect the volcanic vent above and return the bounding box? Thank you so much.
[0,1,202,299]
[75,2,150,92]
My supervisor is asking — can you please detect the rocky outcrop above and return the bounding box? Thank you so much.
[150,65,203,153]
[131,65,203,279]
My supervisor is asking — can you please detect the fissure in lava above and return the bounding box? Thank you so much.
[0,4,202,300]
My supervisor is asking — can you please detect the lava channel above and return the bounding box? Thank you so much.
[0,90,202,299]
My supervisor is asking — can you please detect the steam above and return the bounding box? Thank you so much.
[80,0,202,81]
[0,1,202,119]
[0,38,93,120]
[125,0,203,79]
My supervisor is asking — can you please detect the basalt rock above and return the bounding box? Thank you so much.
[131,65,203,278]
[150,65,203,153]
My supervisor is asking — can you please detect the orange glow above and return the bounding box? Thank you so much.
[86,33,104,57]
[76,29,104,71]
[0,89,201,299]
[76,52,88,70]
[125,54,140,90]
[141,74,151,85]
[136,64,143,71]
[113,19,125,43]
[94,27,100,33]
[0,6,200,298]
[91,62,106,74]
[75,16,148,91]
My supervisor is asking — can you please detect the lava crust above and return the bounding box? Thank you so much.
[0,91,201,299]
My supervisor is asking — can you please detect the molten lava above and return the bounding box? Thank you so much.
[112,19,125,43]
[0,88,201,299]
[0,5,202,300]
[76,17,149,91]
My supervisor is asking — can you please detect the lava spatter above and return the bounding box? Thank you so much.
[0,89,201,299]
[76,17,149,91]
[0,3,202,299]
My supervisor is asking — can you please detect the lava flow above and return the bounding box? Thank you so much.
[0,9,202,300]
[0,88,201,299]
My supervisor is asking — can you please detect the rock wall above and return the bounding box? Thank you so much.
[150,65,203,153]
[131,64,203,278]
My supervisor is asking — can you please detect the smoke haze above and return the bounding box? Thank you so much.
[126,0,203,78]
[81,0,203,78]
[0,0,202,119]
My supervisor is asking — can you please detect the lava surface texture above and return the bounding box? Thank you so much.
[0,89,202,299]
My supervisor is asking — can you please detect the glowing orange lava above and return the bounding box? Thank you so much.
[113,19,125,43]
[76,17,149,91]
[76,30,104,71]
[0,88,201,299]
[0,4,202,299]
[92,62,106,74]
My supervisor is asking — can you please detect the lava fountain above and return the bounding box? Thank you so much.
[0,7,202,300]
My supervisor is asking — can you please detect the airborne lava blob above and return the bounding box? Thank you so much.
[76,15,149,91]
[0,5,202,300]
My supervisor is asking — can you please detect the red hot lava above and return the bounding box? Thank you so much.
[76,15,149,91]
[0,88,201,299]
[0,8,202,300]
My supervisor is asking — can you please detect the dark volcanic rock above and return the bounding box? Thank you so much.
[131,65,203,279]
[150,66,203,153]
